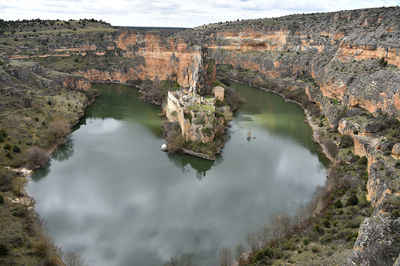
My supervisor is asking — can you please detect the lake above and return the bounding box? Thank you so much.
[27,81,327,265]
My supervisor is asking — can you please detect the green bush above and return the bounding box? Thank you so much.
[334,200,343,208]
[3,143,10,150]
[0,243,8,256]
[202,127,212,136]
[12,206,28,218]
[357,156,368,168]
[324,139,338,158]
[312,224,325,234]
[252,247,273,264]
[311,246,320,253]
[340,134,354,148]
[12,145,21,153]
[379,57,388,67]
[347,194,359,206]
[303,237,310,245]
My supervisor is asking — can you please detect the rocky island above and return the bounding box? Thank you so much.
[164,86,233,160]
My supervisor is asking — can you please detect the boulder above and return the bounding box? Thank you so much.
[161,143,168,152]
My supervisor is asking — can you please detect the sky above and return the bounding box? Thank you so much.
[0,0,399,28]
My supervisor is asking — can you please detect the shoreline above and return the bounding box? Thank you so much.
[227,78,335,164]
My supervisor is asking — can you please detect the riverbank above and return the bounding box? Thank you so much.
[214,74,372,265]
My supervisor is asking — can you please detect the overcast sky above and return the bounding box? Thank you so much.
[1,0,399,27]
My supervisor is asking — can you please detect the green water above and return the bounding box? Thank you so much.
[27,82,327,266]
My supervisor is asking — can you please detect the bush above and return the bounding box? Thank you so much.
[47,119,70,144]
[252,247,273,264]
[379,57,388,67]
[0,243,8,256]
[347,194,359,206]
[12,145,21,153]
[324,139,338,158]
[311,246,320,253]
[357,156,368,167]
[25,146,49,169]
[334,200,343,208]
[12,206,28,217]
[340,134,354,148]
[0,129,7,137]
[4,143,10,150]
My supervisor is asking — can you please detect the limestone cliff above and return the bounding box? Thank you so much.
[171,7,400,265]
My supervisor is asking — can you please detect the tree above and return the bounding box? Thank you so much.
[218,247,232,266]
[48,119,70,144]
[270,213,291,239]
[163,122,184,152]
[26,146,48,169]
[234,244,245,264]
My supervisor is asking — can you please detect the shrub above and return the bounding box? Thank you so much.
[340,134,354,148]
[4,143,10,150]
[312,224,325,234]
[303,237,310,245]
[379,57,388,67]
[0,244,8,256]
[324,139,338,158]
[252,247,273,264]
[25,146,49,169]
[202,127,212,136]
[334,200,343,208]
[357,156,368,167]
[12,145,21,153]
[311,246,320,253]
[0,129,7,137]
[6,152,12,158]
[47,119,70,144]
[347,194,359,206]
[12,206,28,217]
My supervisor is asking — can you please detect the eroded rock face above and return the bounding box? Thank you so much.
[346,215,400,266]
[392,143,400,160]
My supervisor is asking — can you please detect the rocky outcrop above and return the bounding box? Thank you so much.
[392,143,400,160]
[346,214,400,266]
[165,87,231,159]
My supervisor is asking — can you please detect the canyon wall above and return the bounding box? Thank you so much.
[172,7,400,265]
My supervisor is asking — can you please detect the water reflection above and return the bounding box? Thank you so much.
[51,138,74,162]
[27,83,327,266]
[167,153,216,179]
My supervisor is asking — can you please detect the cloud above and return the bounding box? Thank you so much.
[0,0,398,27]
